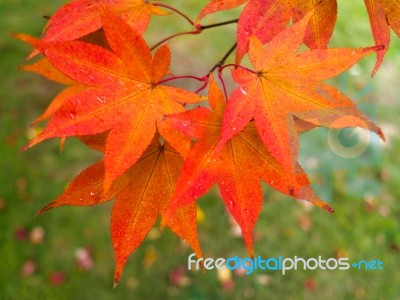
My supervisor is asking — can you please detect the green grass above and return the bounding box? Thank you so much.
[1,1,400,299]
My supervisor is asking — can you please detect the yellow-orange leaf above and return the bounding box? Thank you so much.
[292,0,337,49]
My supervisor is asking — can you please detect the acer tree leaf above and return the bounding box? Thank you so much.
[381,0,400,37]
[364,0,400,75]
[15,0,391,284]
[236,0,292,62]
[236,1,339,62]
[292,0,337,49]
[20,57,75,86]
[163,75,332,256]
[196,0,248,22]
[20,58,87,125]
[41,0,166,44]
[18,10,202,190]
[218,13,384,171]
[38,134,202,285]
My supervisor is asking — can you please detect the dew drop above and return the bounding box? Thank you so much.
[89,191,95,197]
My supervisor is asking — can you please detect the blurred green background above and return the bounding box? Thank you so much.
[1,1,400,299]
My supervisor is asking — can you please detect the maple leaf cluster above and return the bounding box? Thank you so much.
[15,0,391,283]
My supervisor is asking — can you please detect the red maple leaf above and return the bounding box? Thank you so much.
[364,0,400,75]
[27,0,167,58]
[17,10,202,190]
[217,12,384,171]
[196,0,248,22]
[236,0,292,62]
[163,75,332,256]
[292,0,337,49]
[38,133,202,284]
[20,58,86,125]
[236,0,338,62]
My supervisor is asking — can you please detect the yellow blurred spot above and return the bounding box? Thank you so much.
[336,249,347,259]
[147,228,161,240]
[283,228,294,238]
[355,288,366,298]
[143,246,157,268]
[125,277,138,290]
[217,266,232,282]
[26,127,43,139]
[196,207,205,224]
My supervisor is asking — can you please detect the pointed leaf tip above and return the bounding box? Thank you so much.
[378,129,385,141]
[324,204,335,214]
[113,267,121,288]
[20,143,31,153]
[20,137,41,152]
[36,201,58,216]
[246,244,254,259]
[35,208,46,217]
[249,252,254,260]
[313,200,334,213]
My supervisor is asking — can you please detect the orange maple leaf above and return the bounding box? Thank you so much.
[233,0,396,74]
[217,12,384,171]
[20,58,87,125]
[236,0,292,62]
[236,0,338,62]
[196,0,248,22]
[17,10,202,190]
[38,133,202,285]
[292,0,337,49]
[364,0,400,75]
[41,0,166,44]
[163,75,332,256]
